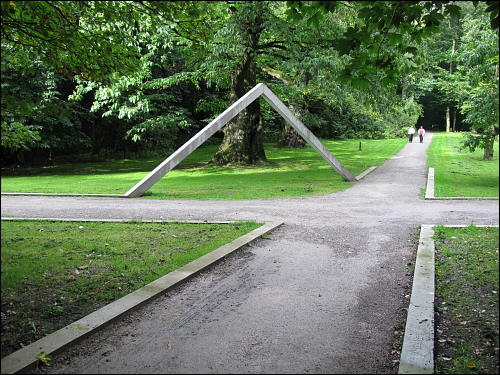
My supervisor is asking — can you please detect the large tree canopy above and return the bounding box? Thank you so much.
[1,1,498,164]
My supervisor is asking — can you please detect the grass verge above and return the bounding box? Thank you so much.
[427,132,499,197]
[0,220,261,358]
[433,225,499,374]
[1,138,406,199]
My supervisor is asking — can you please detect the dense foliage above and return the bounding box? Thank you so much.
[1,1,498,166]
[410,2,499,158]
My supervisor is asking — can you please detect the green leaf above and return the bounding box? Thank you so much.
[352,79,370,90]
[36,352,52,366]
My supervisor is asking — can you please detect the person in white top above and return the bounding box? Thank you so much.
[418,126,426,143]
[407,126,415,143]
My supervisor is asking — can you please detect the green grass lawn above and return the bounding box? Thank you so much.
[427,132,499,197]
[433,225,499,374]
[1,138,406,199]
[0,220,261,358]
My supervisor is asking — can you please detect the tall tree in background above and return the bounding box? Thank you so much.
[1,1,145,157]
[212,2,268,164]
[413,2,498,158]
[415,5,464,133]
[445,16,459,133]
[2,1,498,163]
[458,3,499,159]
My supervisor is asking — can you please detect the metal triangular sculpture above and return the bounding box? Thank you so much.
[125,83,357,198]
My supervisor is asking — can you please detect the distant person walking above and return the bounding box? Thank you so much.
[407,126,415,143]
[418,126,426,143]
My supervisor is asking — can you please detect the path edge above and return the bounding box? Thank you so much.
[398,224,435,374]
[1,193,127,198]
[355,166,377,181]
[398,224,499,374]
[0,218,283,374]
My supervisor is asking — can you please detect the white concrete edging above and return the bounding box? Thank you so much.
[399,224,435,374]
[355,166,377,181]
[425,168,499,200]
[0,193,127,198]
[0,218,283,374]
[398,224,499,374]
[424,168,435,199]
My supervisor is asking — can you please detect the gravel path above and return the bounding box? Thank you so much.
[2,132,498,374]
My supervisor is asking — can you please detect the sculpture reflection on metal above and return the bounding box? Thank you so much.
[125,83,356,198]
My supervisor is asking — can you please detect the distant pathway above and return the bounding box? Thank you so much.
[2,132,498,374]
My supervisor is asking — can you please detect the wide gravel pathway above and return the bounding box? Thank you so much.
[2,132,498,374]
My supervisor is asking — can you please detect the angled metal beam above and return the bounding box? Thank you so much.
[125,83,355,198]
[125,83,266,197]
[260,86,356,182]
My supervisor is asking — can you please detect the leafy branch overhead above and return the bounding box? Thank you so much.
[1,1,498,162]
[286,1,498,87]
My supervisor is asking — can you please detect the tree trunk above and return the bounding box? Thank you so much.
[213,6,266,165]
[91,117,99,156]
[452,107,456,132]
[446,106,451,133]
[484,134,495,160]
[260,68,305,149]
[484,145,494,160]
[279,103,305,148]
[214,52,266,164]
[446,38,456,133]
[16,149,26,167]
[279,122,305,148]
[213,105,265,164]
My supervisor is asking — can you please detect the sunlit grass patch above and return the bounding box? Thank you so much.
[1,138,406,199]
[427,132,499,197]
[0,220,261,358]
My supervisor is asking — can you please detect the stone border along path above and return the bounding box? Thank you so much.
[398,224,499,374]
[425,168,499,200]
[0,218,283,374]
[398,224,435,374]
[1,131,498,374]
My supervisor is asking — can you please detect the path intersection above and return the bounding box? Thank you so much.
[1,132,498,373]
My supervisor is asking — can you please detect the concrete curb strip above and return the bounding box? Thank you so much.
[0,193,128,198]
[425,168,499,200]
[398,224,435,374]
[398,224,498,374]
[424,168,435,200]
[1,217,240,224]
[0,218,283,374]
[355,166,377,181]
